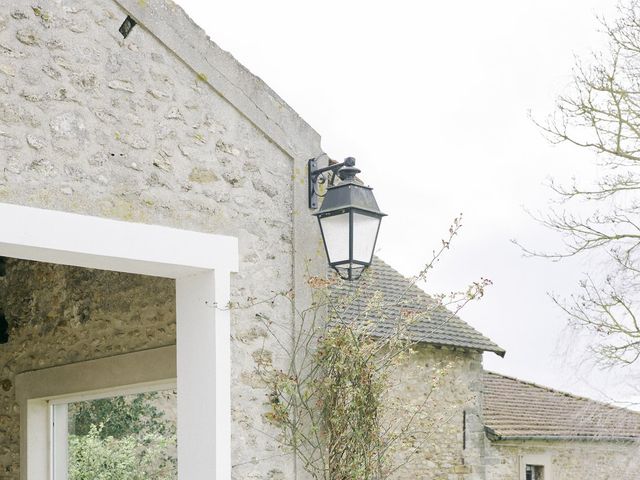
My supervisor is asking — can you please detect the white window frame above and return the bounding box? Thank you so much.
[17,346,177,480]
[0,203,238,480]
[520,453,553,480]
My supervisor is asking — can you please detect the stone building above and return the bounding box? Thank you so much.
[0,1,638,479]
[331,257,506,480]
[482,371,640,479]
[347,258,640,480]
[0,0,323,478]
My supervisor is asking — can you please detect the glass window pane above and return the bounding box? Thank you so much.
[525,464,544,480]
[319,213,350,264]
[58,389,177,480]
[352,212,380,263]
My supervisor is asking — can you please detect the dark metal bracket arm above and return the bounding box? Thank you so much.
[308,156,356,209]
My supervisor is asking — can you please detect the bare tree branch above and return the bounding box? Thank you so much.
[525,0,640,369]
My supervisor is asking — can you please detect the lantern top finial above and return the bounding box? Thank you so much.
[337,157,361,182]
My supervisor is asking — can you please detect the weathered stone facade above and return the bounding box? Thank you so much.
[484,439,640,479]
[2,2,638,480]
[387,346,484,480]
[0,0,322,478]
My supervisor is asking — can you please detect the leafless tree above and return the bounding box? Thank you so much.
[530,1,640,367]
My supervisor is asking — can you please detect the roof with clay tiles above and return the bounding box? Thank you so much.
[329,257,505,356]
[483,371,640,440]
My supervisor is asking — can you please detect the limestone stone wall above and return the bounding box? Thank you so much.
[0,1,321,479]
[387,346,484,480]
[484,438,640,479]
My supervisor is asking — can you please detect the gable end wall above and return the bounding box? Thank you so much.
[0,0,324,478]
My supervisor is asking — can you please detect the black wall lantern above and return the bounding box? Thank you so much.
[309,156,386,281]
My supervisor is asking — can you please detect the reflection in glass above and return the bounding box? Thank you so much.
[65,389,177,480]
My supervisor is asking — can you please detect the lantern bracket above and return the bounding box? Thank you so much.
[308,156,360,209]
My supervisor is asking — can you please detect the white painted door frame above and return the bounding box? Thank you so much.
[0,202,238,480]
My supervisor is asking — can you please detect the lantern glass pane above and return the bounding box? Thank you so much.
[352,212,380,263]
[319,212,350,264]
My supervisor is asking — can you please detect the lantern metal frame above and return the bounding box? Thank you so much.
[308,156,386,281]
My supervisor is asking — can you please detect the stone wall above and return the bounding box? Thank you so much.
[0,1,322,479]
[0,2,514,480]
[484,438,640,479]
[387,346,484,480]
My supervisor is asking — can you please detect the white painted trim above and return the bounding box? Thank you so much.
[15,347,178,403]
[0,202,238,277]
[52,404,68,480]
[213,269,232,480]
[16,346,178,480]
[3,203,238,480]
[22,400,50,480]
[47,381,177,406]
[176,272,217,479]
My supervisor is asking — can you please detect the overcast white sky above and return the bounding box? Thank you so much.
[175,1,640,404]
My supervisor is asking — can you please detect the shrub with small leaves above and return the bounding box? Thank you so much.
[256,217,490,480]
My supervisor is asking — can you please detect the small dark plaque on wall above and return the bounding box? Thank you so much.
[119,15,137,39]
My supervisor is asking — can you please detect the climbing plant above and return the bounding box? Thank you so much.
[256,217,490,480]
